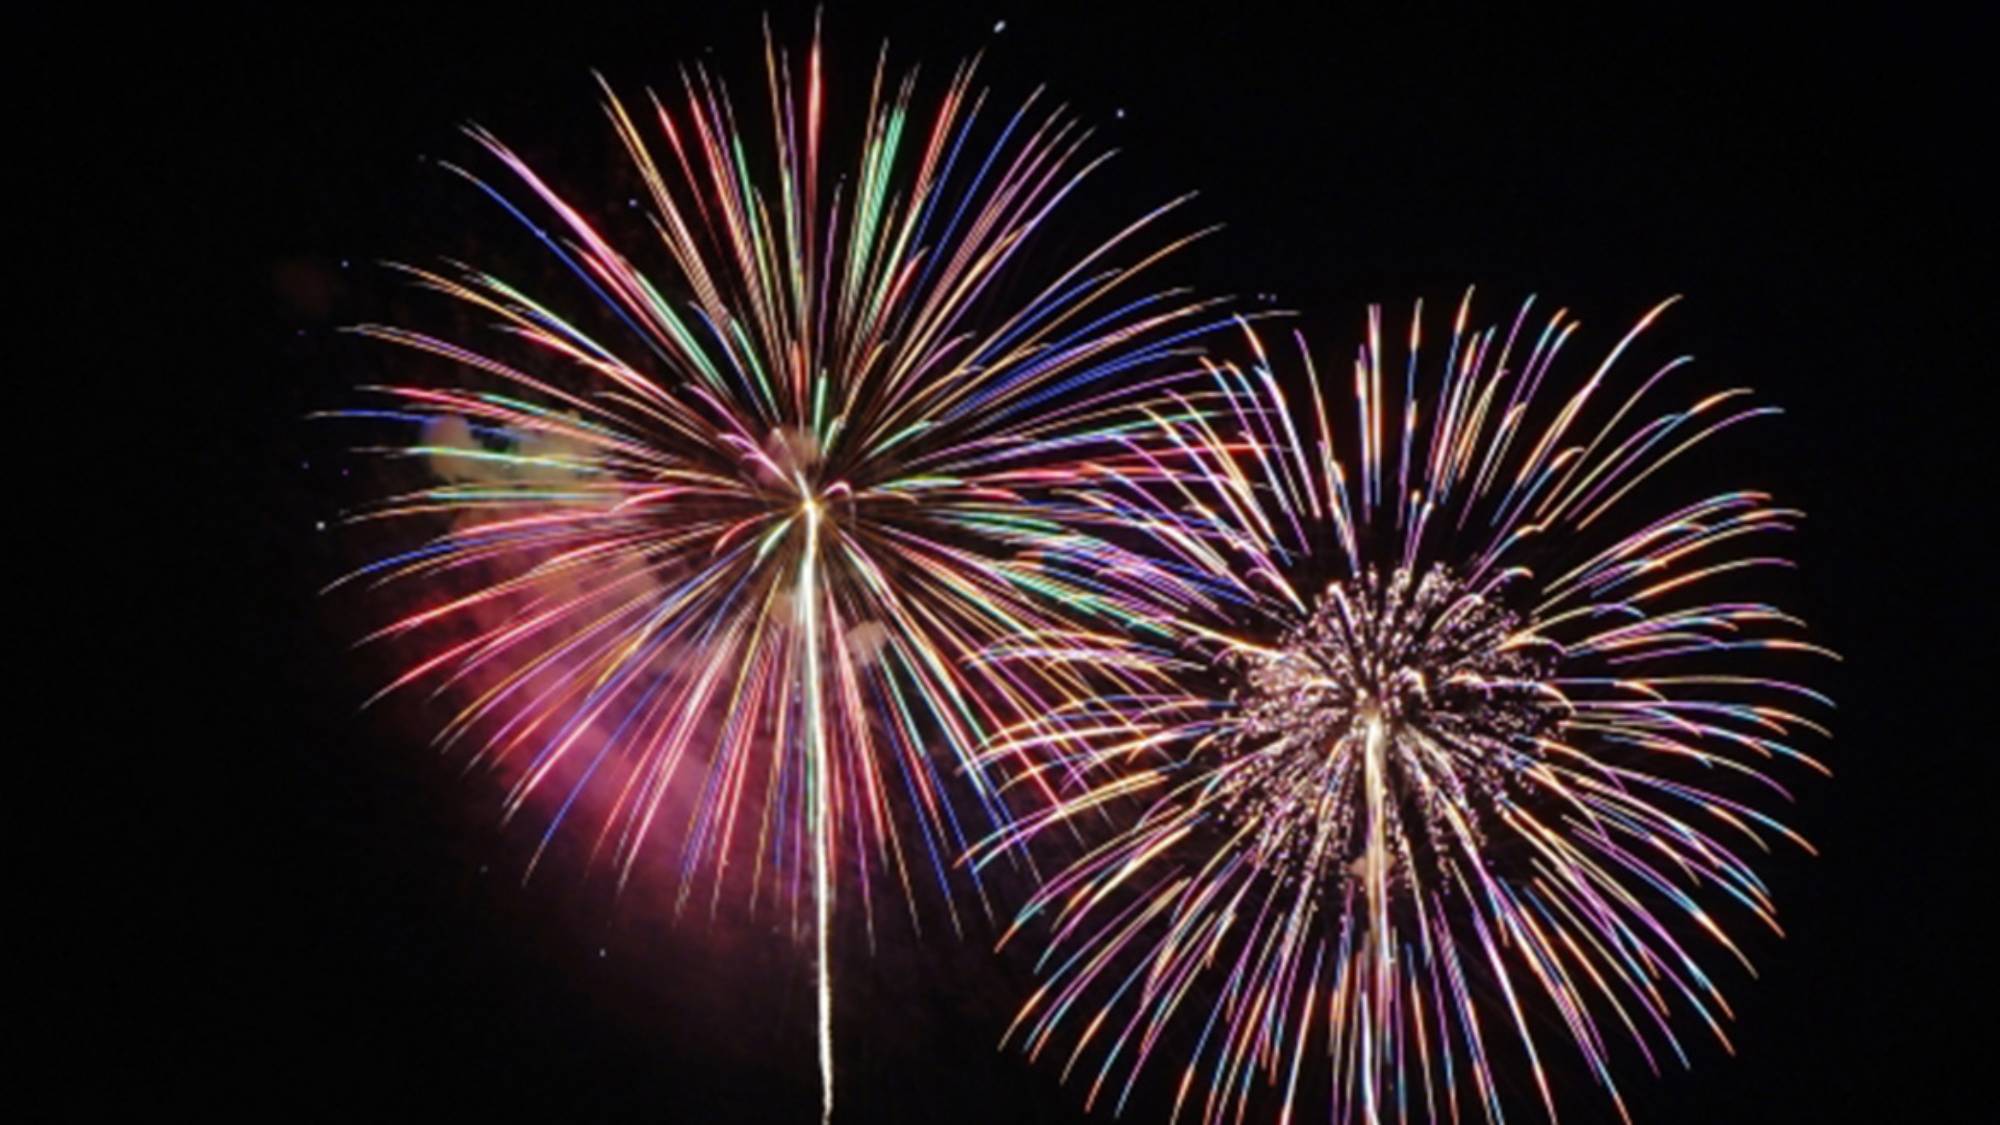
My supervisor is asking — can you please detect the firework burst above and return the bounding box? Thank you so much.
[973,294,1833,1123]
[322,29,1224,1118]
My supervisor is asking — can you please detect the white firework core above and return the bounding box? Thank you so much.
[1220,565,1564,892]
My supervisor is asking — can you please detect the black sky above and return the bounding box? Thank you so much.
[68,3,1979,1121]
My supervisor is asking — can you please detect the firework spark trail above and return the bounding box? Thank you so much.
[798,492,833,1121]
[972,293,1834,1123]
[324,27,1230,1118]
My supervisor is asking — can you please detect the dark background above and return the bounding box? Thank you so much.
[65,3,1977,1121]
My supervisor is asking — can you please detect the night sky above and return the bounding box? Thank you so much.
[74,4,1977,1121]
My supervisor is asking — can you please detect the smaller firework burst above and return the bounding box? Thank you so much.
[973,294,1834,1124]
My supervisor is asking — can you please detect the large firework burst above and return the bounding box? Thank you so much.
[323,30,1223,1118]
[974,294,1833,1123]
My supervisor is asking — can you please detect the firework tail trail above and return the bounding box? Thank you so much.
[796,491,834,1121]
[321,24,1236,1120]
[970,294,1834,1123]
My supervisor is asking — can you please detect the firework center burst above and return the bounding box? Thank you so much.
[1219,564,1564,892]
